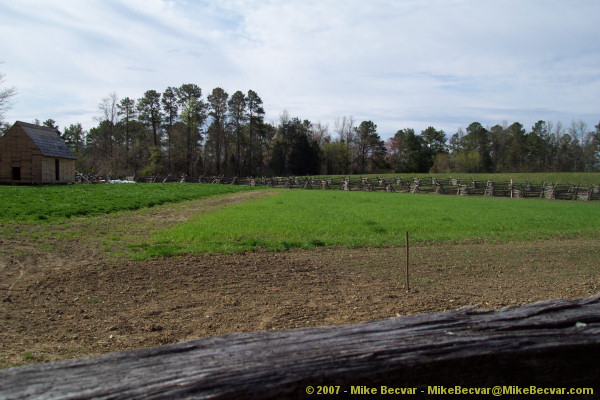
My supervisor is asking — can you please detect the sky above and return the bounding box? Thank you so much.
[1,0,599,140]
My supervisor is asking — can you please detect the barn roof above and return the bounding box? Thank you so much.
[15,121,77,160]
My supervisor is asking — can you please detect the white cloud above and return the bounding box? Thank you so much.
[1,0,598,137]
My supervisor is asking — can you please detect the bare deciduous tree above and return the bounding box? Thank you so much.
[334,116,355,174]
[97,92,119,160]
[0,68,17,123]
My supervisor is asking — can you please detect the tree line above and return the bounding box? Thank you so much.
[390,120,600,174]
[1,81,599,176]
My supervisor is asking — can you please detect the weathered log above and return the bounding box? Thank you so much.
[544,182,557,199]
[457,184,469,196]
[340,178,350,191]
[2,295,600,399]
[484,180,494,196]
[410,178,421,193]
[578,187,593,201]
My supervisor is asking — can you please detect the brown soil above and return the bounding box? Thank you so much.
[1,192,599,368]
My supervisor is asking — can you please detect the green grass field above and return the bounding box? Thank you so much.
[0,183,257,222]
[143,189,600,257]
[2,181,599,259]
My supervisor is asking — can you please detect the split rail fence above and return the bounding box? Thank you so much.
[129,174,600,201]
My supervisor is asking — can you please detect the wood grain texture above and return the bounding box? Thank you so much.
[2,294,599,399]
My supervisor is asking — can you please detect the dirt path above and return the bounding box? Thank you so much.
[1,192,599,368]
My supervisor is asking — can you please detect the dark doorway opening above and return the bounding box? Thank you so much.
[55,159,60,181]
[12,167,21,181]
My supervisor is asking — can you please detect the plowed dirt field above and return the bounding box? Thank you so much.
[1,192,598,368]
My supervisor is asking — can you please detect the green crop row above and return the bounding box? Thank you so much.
[0,183,257,222]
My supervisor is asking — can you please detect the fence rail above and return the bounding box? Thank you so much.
[2,294,599,399]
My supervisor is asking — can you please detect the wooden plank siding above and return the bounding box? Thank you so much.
[0,127,37,183]
[40,157,75,183]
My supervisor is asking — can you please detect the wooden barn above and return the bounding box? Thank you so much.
[0,121,76,184]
